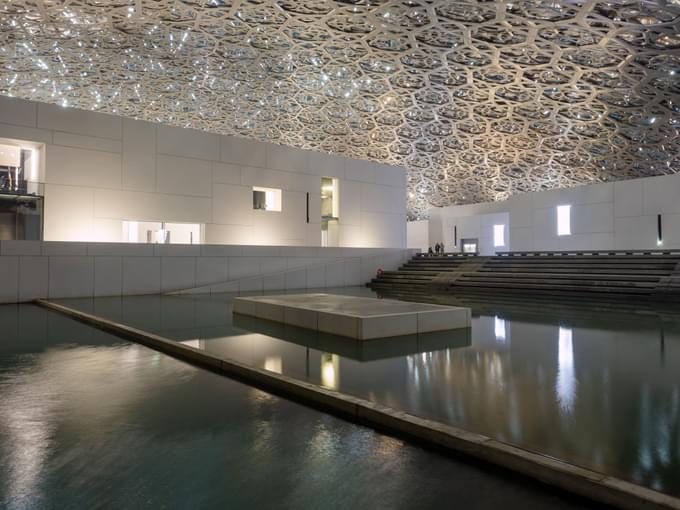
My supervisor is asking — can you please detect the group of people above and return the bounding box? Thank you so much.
[427,242,446,256]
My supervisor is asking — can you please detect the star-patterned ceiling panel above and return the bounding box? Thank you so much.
[0,1,679,218]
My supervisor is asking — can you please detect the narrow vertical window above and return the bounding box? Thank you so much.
[493,224,505,247]
[557,205,571,236]
[657,214,663,246]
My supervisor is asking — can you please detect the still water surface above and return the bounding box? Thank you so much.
[56,288,680,498]
[0,304,604,510]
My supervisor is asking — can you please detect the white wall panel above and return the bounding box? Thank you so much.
[345,158,375,183]
[122,118,156,192]
[266,143,309,173]
[663,213,680,247]
[44,185,94,241]
[643,173,680,215]
[614,216,657,249]
[212,162,241,185]
[407,220,428,251]
[53,132,122,153]
[38,103,121,140]
[95,189,212,223]
[339,180,361,226]
[94,256,122,297]
[122,257,161,295]
[580,182,613,205]
[590,233,615,250]
[229,257,260,279]
[325,262,344,287]
[306,265,326,287]
[156,154,212,197]
[373,163,404,187]
[161,257,196,292]
[309,151,345,179]
[614,180,643,218]
[196,257,228,287]
[49,256,94,298]
[0,96,37,127]
[0,256,19,303]
[203,224,251,245]
[0,123,53,145]
[91,218,123,242]
[572,203,613,234]
[240,165,289,189]
[212,184,252,225]
[46,145,121,189]
[509,227,532,251]
[18,256,48,301]
[1,240,42,256]
[157,124,219,161]
[220,135,266,167]
[285,269,306,289]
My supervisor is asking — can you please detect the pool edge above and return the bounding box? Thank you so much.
[34,298,680,510]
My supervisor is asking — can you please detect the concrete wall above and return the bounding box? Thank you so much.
[406,220,428,252]
[0,96,407,248]
[0,240,416,303]
[425,173,680,253]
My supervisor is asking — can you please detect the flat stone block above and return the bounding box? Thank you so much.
[318,311,360,338]
[417,308,471,333]
[254,301,284,322]
[233,298,256,316]
[359,314,418,340]
[233,293,470,340]
[284,307,318,330]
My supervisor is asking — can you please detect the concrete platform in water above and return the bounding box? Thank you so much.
[232,293,471,340]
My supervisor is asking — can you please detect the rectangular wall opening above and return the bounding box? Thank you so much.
[0,138,44,240]
[252,186,282,212]
[493,224,505,248]
[122,220,202,244]
[321,177,339,247]
[461,238,478,253]
[557,205,571,236]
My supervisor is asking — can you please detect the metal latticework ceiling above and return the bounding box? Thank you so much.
[1,1,679,218]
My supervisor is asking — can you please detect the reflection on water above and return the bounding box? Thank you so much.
[321,353,340,390]
[557,327,576,413]
[55,291,680,497]
[494,316,507,343]
[0,305,601,510]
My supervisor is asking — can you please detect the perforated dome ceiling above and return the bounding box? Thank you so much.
[1,1,679,218]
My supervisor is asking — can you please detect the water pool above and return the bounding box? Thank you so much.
[54,289,680,498]
[0,304,603,509]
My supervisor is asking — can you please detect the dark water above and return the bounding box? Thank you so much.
[55,289,680,498]
[0,304,604,510]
